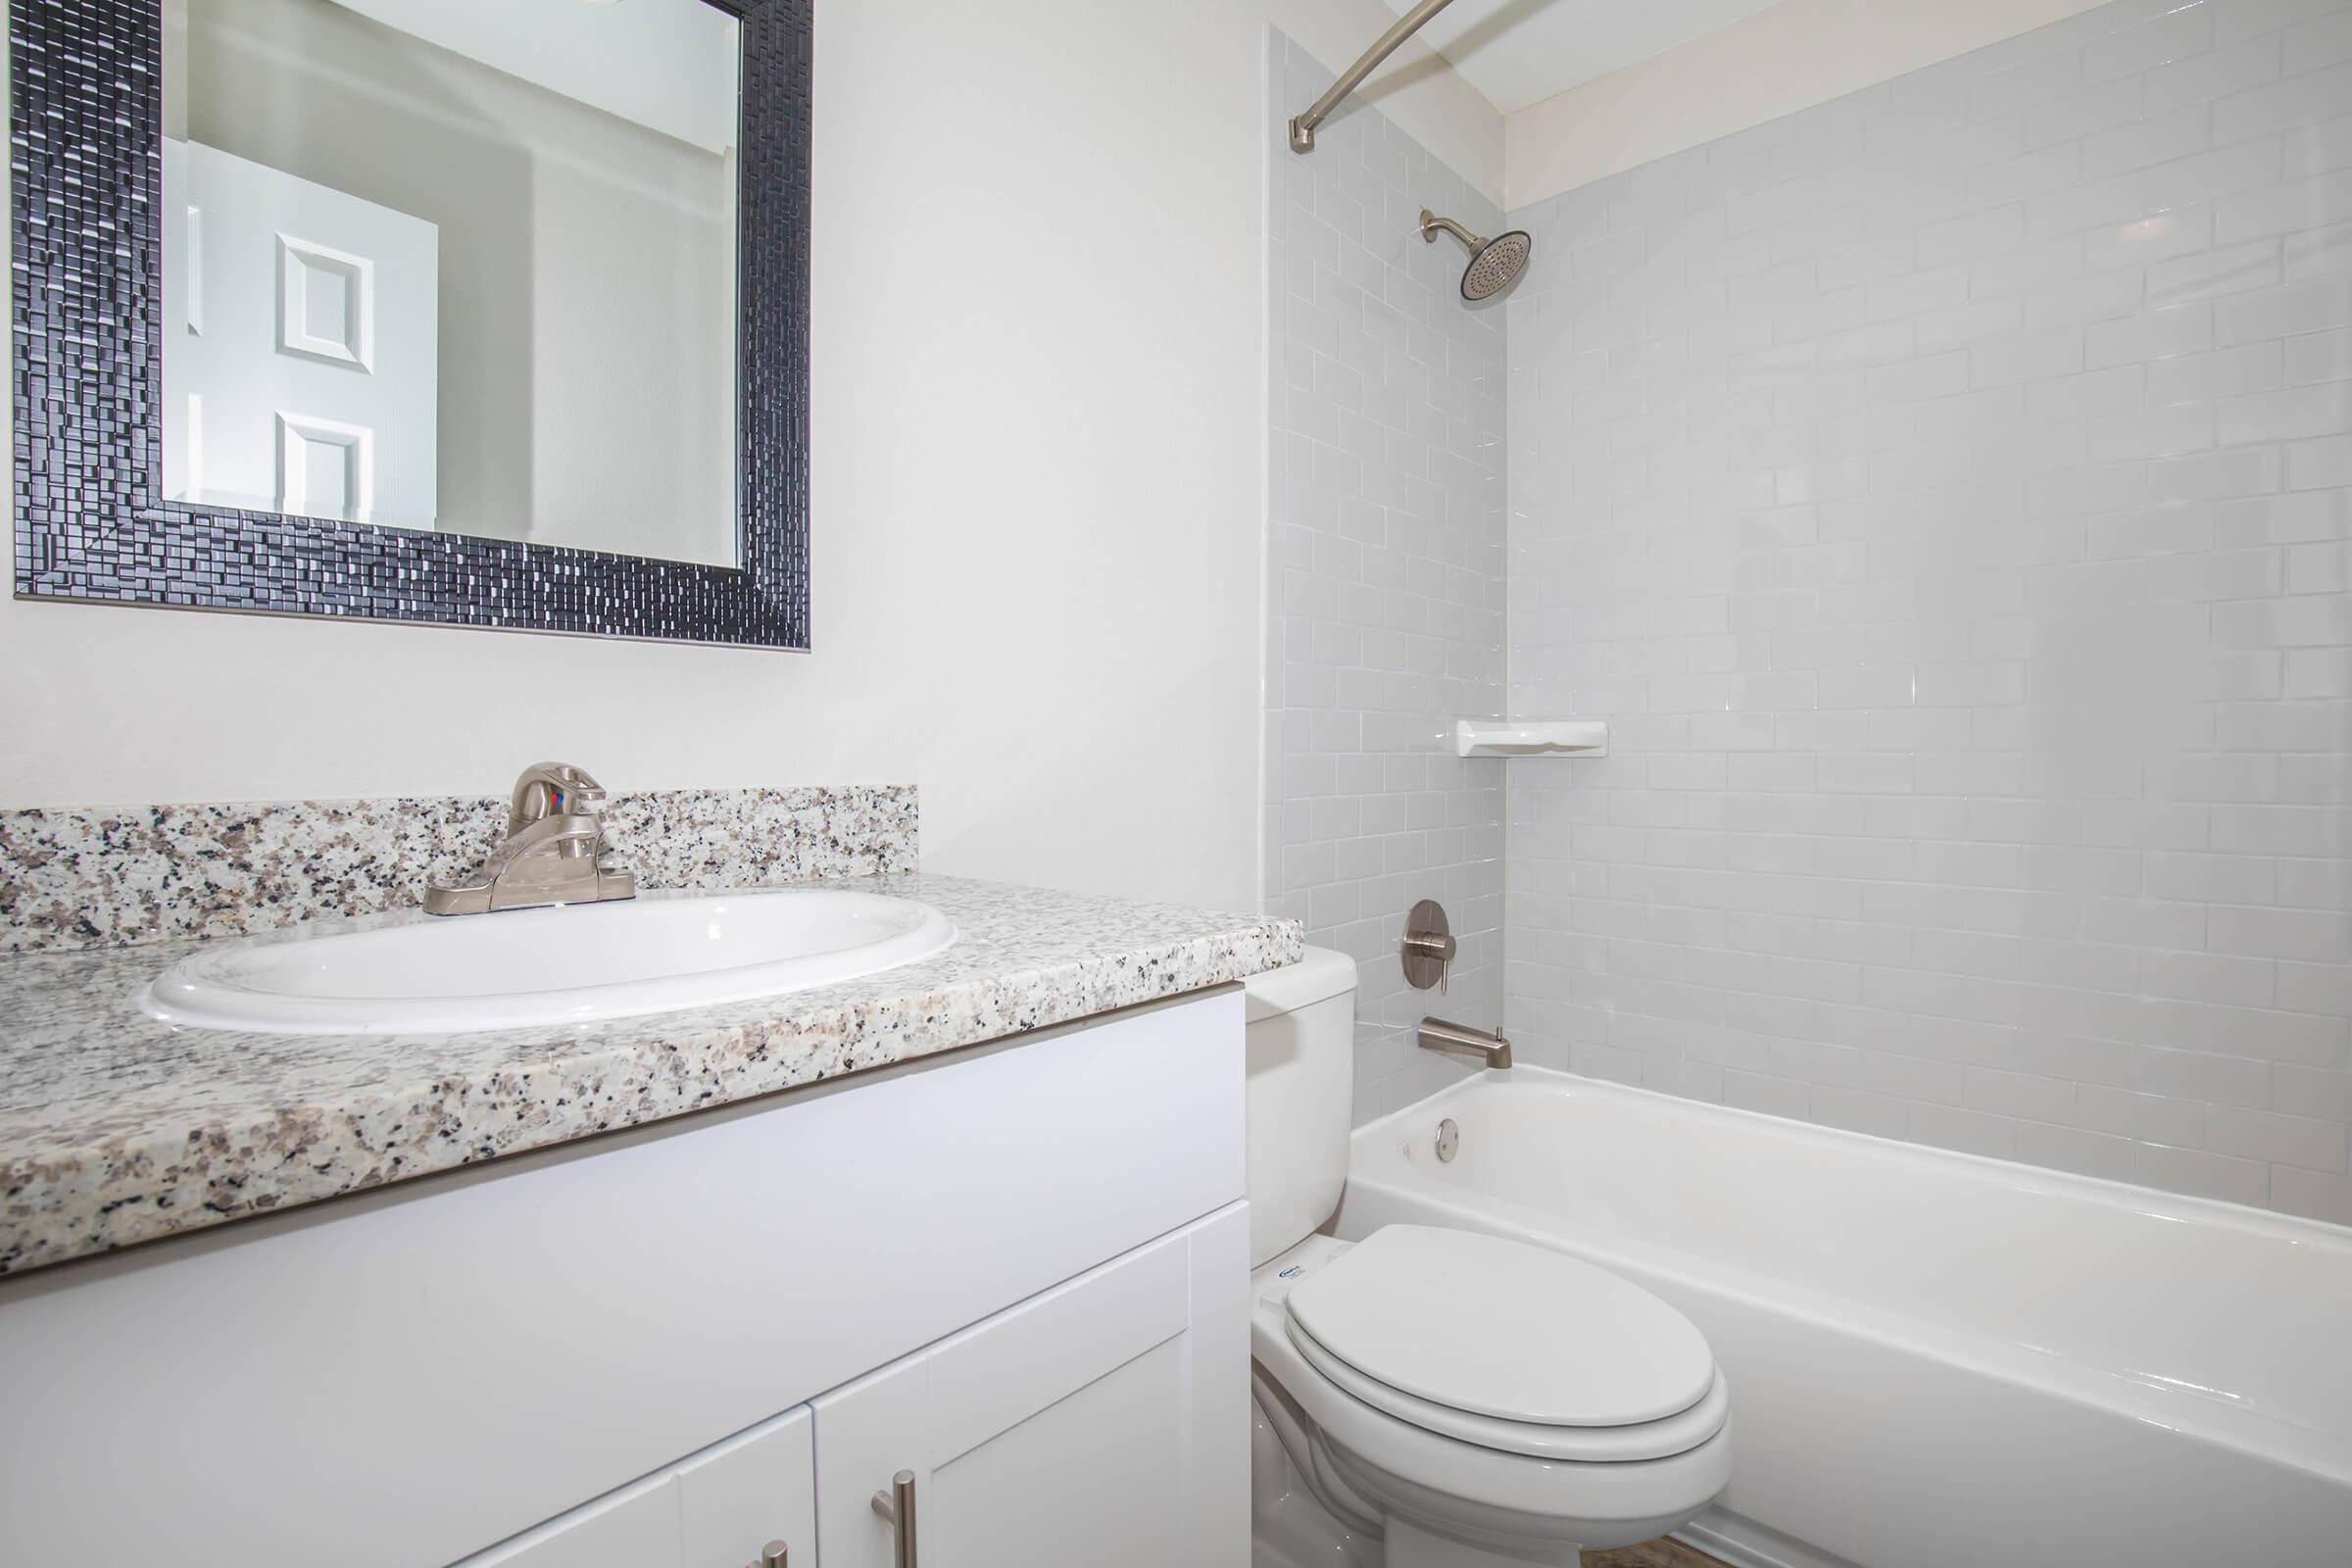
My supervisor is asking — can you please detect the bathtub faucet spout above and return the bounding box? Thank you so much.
[1419,1016,1512,1070]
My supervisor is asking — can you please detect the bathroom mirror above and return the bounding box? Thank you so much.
[163,0,743,564]
[12,0,810,648]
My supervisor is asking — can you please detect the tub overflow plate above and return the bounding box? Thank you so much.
[1435,1117,1459,1162]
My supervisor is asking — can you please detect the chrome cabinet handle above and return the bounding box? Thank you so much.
[745,1543,787,1568]
[870,1470,918,1568]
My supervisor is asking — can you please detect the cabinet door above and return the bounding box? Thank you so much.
[812,1204,1248,1568]
[463,1405,814,1568]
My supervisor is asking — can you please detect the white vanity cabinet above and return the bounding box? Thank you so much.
[473,1204,1248,1568]
[0,990,1248,1567]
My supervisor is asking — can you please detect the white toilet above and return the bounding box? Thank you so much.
[1245,948,1732,1568]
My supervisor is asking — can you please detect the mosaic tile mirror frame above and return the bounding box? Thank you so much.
[9,0,813,649]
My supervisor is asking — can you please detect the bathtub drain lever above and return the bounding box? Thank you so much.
[1418,1017,1512,1070]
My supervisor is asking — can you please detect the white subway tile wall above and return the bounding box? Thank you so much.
[1503,0,2352,1222]
[1266,32,1509,1123]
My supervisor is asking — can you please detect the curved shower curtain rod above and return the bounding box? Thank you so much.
[1288,0,1463,154]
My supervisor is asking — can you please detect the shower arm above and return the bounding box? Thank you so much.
[1419,211,1480,249]
[1289,0,1463,154]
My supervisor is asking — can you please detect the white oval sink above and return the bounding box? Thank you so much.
[137,888,957,1036]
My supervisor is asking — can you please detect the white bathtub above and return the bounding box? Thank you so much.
[1332,1067,2352,1568]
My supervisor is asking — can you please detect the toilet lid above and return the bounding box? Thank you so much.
[1283,1225,1715,1429]
[1286,1318,1731,1462]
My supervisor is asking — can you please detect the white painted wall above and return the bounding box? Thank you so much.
[0,1,1499,914]
[1507,0,2115,208]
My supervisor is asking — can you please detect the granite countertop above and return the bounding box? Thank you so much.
[0,874,1302,1276]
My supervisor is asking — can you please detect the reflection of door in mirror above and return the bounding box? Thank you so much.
[162,139,441,526]
[159,0,742,567]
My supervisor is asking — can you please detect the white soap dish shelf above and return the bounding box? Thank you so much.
[1453,719,1609,759]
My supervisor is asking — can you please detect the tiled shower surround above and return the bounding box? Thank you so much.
[1502,0,2352,1220]
[1264,32,1509,1123]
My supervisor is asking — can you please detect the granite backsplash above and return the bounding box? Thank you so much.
[0,785,918,954]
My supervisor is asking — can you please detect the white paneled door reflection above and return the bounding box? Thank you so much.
[161,139,438,526]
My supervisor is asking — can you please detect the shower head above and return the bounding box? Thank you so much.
[1419,209,1532,302]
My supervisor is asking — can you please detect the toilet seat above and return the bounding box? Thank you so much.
[1281,1225,1725,1462]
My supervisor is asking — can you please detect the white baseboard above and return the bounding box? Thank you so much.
[1675,1520,1789,1568]
[1675,1508,1861,1568]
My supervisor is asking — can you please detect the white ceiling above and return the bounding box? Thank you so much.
[1384,0,1783,115]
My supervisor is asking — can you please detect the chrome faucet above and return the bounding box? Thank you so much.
[424,762,637,916]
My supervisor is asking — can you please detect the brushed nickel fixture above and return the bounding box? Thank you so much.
[872,1470,918,1568]
[1419,1016,1513,1069]
[424,761,637,916]
[1401,898,1456,993]
[1421,209,1534,301]
[751,1543,789,1568]
[1289,0,1462,154]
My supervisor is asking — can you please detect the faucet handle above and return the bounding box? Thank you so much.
[509,761,606,833]
[1401,900,1455,994]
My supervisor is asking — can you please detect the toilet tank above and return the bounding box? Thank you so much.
[1243,947,1358,1268]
